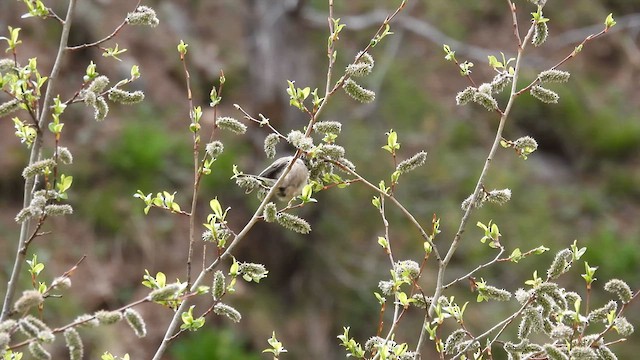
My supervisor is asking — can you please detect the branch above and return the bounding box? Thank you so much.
[1,0,78,322]
[590,289,640,347]
[65,1,142,50]
[179,42,197,287]
[516,27,609,96]
[414,9,538,355]
[444,247,505,289]
[547,13,640,49]
[9,296,149,351]
[450,295,536,360]
[302,8,501,63]
[330,160,442,263]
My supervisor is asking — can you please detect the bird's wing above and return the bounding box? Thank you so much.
[258,156,293,178]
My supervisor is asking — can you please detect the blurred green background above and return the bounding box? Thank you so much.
[1,0,639,359]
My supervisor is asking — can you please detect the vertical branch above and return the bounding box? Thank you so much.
[1,0,78,322]
[324,0,335,96]
[414,20,537,358]
[179,48,198,287]
[509,0,523,47]
[379,197,401,325]
[370,198,403,360]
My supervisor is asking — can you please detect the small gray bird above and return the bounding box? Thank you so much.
[234,156,309,201]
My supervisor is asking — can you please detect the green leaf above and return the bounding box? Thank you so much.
[130,64,140,79]
[300,87,311,99]
[581,261,598,285]
[509,248,523,263]
[424,241,432,255]
[229,258,239,276]
[525,270,542,287]
[300,184,316,203]
[391,170,400,184]
[377,236,388,249]
[571,240,587,260]
[397,292,410,307]
[210,198,223,219]
[180,305,204,331]
[443,44,456,61]
[177,40,188,55]
[102,43,127,61]
[374,292,385,305]
[534,245,550,254]
[153,273,165,288]
[386,129,399,150]
[33,263,44,275]
[263,331,288,356]
[605,13,616,29]
[488,55,503,69]
[58,174,73,193]
[372,196,381,209]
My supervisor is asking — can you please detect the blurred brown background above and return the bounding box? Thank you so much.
[1,0,639,359]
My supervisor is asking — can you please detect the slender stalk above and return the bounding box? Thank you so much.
[375,197,403,347]
[9,296,149,350]
[515,28,608,96]
[179,45,198,287]
[325,0,335,96]
[330,161,442,262]
[444,247,505,289]
[590,289,640,347]
[65,0,141,50]
[1,0,78,322]
[450,296,536,360]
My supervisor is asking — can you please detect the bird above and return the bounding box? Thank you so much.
[233,156,309,202]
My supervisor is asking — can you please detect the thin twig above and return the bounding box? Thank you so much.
[41,255,86,297]
[444,247,505,289]
[450,296,536,360]
[330,160,442,263]
[65,1,142,50]
[9,296,149,350]
[377,197,402,335]
[235,104,287,140]
[179,43,198,287]
[515,27,609,96]
[590,289,640,347]
[509,1,522,47]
